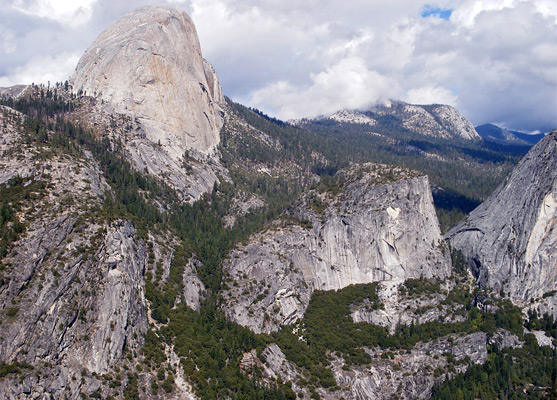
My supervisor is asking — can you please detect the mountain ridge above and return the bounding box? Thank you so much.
[475,123,545,146]
[1,5,556,400]
[292,100,481,141]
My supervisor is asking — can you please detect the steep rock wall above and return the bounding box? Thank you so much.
[447,131,556,308]
[222,165,451,333]
[71,6,224,158]
[0,105,201,399]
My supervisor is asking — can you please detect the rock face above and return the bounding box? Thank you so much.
[0,105,201,399]
[447,131,557,307]
[221,164,452,333]
[0,106,143,397]
[71,6,224,159]
[253,333,488,400]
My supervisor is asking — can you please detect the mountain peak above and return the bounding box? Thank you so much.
[294,100,480,141]
[374,101,481,140]
[475,123,545,146]
[70,6,224,157]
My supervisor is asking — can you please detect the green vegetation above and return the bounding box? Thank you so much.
[270,274,526,390]
[0,176,47,260]
[0,362,33,378]
[0,91,547,400]
[431,336,557,399]
[525,310,557,339]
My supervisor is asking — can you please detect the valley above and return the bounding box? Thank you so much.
[0,6,555,400]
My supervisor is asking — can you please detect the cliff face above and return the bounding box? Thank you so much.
[0,105,201,399]
[69,6,227,201]
[71,6,224,158]
[0,105,142,396]
[221,164,451,333]
[447,131,556,307]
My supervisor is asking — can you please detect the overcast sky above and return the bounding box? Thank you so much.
[1,0,556,133]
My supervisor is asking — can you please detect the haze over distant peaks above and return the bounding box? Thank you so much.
[70,6,224,158]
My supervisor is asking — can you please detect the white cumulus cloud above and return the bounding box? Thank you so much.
[1,0,556,132]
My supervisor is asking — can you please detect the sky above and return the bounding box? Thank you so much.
[1,0,556,133]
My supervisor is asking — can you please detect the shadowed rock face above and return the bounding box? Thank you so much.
[71,6,224,158]
[447,131,556,307]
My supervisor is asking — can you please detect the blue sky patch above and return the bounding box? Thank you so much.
[421,5,453,20]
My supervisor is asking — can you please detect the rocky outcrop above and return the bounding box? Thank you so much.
[70,6,227,201]
[327,333,487,400]
[221,164,452,333]
[329,110,377,126]
[71,6,224,158]
[447,131,557,309]
[0,105,200,399]
[351,279,466,334]
[254,333,487,400]
[0,85,28,99]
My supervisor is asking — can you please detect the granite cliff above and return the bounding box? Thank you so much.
[0,105,200,399]
[71,6,224,157]
[221,164,452,333]
[71,6,225,201]
[447,131,557,311]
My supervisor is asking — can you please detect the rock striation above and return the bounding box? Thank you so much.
[71,6,224,159]
[0,105,200,399]
[447,131,557,309]
[221,164,452,333]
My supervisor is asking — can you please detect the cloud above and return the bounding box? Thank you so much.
[1,0,556,132]
[250,57,399,119]
[11,0,97,28]
[0,52,80,87]
[405,86,457,106]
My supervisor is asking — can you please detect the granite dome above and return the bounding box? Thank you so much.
[71,6,224,158]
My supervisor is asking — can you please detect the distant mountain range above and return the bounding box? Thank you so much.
[475,123,545,146]
[293,100,481,141]
[1,6,555,400]
[294,105,548,149]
